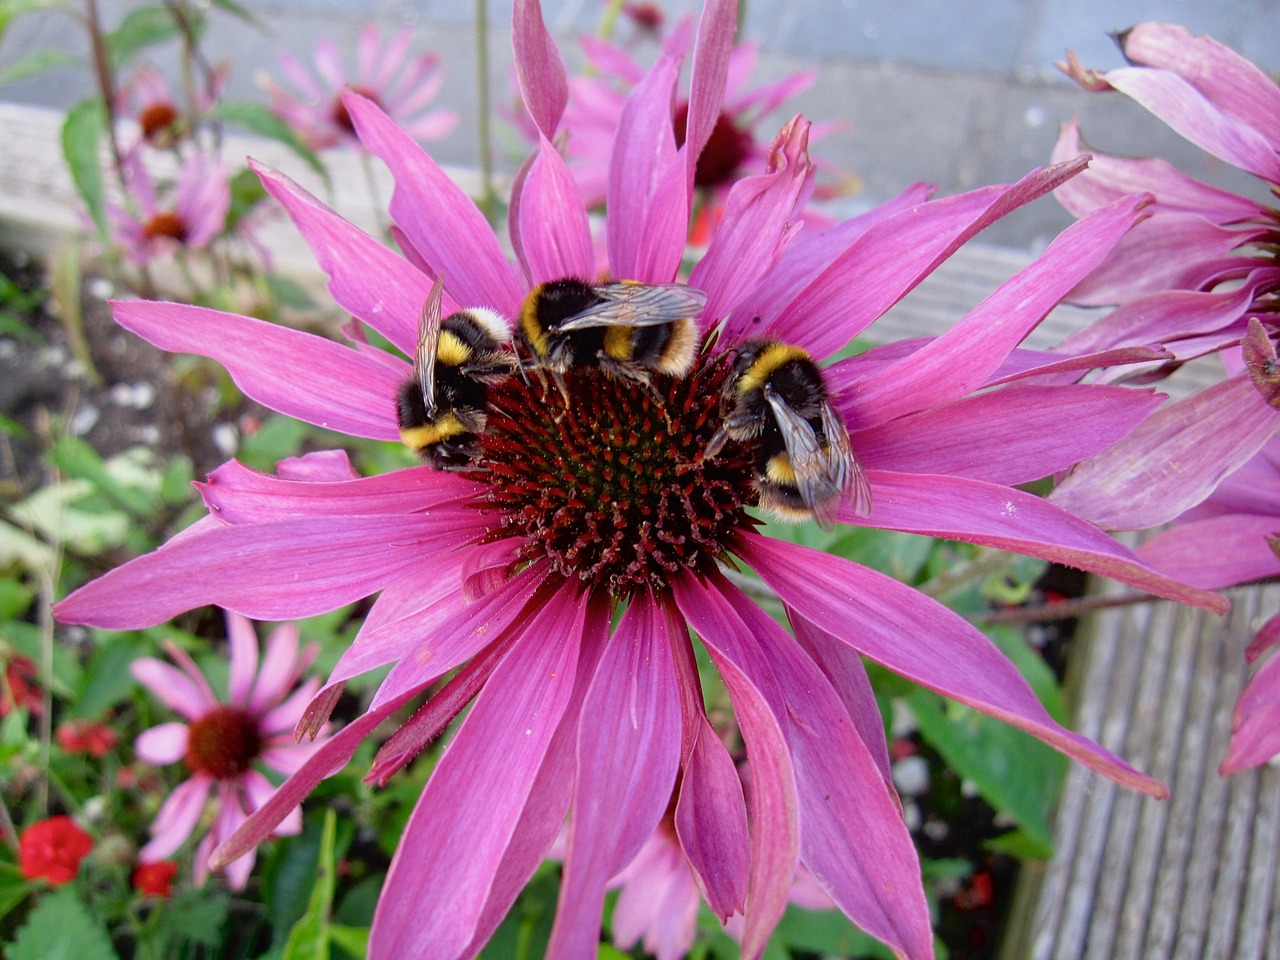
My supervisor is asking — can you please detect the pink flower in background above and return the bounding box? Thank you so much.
[116,63,228,149]
[1137,433,1280,773]
[261,23,458,150]
[131,611,329,889]
[108,151,231,265]
[55,1,1226,956]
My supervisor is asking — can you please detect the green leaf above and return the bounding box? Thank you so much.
[212,102,327,179]
[161,887,230,947]
[72,634,148,718]
[0,0,47,44]
[0,864,33,923]
[106,5,197,68]
[227,165,269,233]
[50,436,161,518]
[282,809,338,960]
[0,517,55,570]
[265,274,318,311]
[328,925,369,958]
[9,887,119,960]
[984,624,1067,723]
[907,689,1065,853]
[0,49,79,86]
[985,827,1054,861]
[61,98,108,241]
[208,0,268,30]
[775,904,896,957]
[0,577,34,619]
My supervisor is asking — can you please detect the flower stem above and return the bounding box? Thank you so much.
[972,590,1164,626]
[474,0,497,225]
[597,0,626,41]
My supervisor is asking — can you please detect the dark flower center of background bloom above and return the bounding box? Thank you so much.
[673,103,753,190]
[143,212,189,243]
[139,102,179,143]
[478,350,756,596]
[184,705,262,779]
[333,86,382,135]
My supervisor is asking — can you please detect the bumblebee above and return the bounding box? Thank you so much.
[707,339,871,530]
[396,276,514,469]
[517,277,705,385]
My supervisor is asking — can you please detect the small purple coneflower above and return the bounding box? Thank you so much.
[108,150,230,265]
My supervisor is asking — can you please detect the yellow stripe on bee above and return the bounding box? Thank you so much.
[603,325,634,361]
[764,452,797,484]
[400,413,466,449]
[437,329,470,367]
[520,287,551,358]
[739,343,812,396]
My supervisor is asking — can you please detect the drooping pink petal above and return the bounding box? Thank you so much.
[1247,612,1280,664]
[131,658,216,720]
[514,136,596,285]
[1050,373,1280,530]
[1222,651,1280,773]
[110,300,403,441]
[611,831,700,960]
[141,774,212,860]
[1138,514,1280,590]
[251,624,304,716]
[849,384,1162,485]
[673,592,797,960]
[739,533,1169,797]
[275,449,361,482]
[676,573,934,960]
[55,514,469,629]
[253,161,437,354]
[855,470,1227,612]
[844,192,1151,429]
[682,0,737,192]
[690,116,813,324]
[226,611,259,707]
[346,93,524,316]
[1120,23,1280,146]
[135,722,189,764]
[547,594,683,960]
[369,590,587,960]
[512,0,568,137]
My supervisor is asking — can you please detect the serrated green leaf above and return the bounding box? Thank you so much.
[9,887,119,960]
[0,49,79,86]
[161,887,230,946]
[212,102,327,179]
[282,809,338,960]
[106,5,196,68]
[62,98,108,241]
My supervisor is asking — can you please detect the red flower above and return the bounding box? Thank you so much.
[56,719,119,757]
[19,816,93,885]
[1,656,42,716]
[132,860,179,898]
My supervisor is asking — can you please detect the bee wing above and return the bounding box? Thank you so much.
[413,275,447,416]
[555,283,707,330]
[819,402,873,519]
[764,388,844,532]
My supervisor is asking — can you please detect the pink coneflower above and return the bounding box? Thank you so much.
[57,1,1225,957]
[260,23,458,150]
[116,63,228,150]
[108,150,230,265]
[130,611,328,889]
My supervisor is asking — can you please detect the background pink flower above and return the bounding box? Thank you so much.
[108,151,230,265]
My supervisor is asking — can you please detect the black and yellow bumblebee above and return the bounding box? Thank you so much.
[396,276,514,469]
[517,277,706,385]
[707,339,872,530]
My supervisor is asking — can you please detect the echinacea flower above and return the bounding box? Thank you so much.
[108,151,231,265]
[57,1,1225,956]
[19,816,93,885]
[1137,430,1280,773]
[130,611,329,889]
[116,63,228,150]
[261,23,458,150]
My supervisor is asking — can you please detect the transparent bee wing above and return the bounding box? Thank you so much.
[413,275,447,416]
[764,387,843,532]
[819,402,873,518]
[555,283,707,331]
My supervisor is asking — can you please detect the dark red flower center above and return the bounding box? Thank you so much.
[184,705,262,780]
[139,102,179,142]
[333,86,382,134]
[476,349,756,596]
[143,212,189,243]
[673,102,753,190]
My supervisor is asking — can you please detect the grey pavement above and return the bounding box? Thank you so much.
[1,0,1275,249]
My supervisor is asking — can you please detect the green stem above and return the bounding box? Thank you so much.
[360,151,390,240]
[597,0,627,41]
[474,0,497,224]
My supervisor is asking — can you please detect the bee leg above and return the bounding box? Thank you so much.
[551,370,571,406]
[701,425,730,463]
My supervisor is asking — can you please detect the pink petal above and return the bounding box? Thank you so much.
[1050,373,1280,530]
[513,136,595,285]
[676,573,934,960]
[253,161,437,354]
[141,775,212,860]
[512,0,568,137]
[844,192,1151,429]
[55,514,467,629]
[739,533,1169,797]
[849,384,1163,485]
[612,833,700,960]
[135,722,189,764]
[131,658,216,719]
[671,577,799,959]
[275,449,360,482]
[225,610,259,706]
[690,117,813,324]
[346,93,524,316]
[1138,514,1280,591]
[856,470,1227,613]
[369,590,587,960]
[682,0,737,192]
[1222,651,1280,773]
[249,622,303,714]
[110,300,403,441]
[1121,23,1280,147]
[547,595,683,960]
[1247,612,1280,664]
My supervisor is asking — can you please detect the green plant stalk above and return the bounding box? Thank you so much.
[597,0,627,41]
[474,0,497,224]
